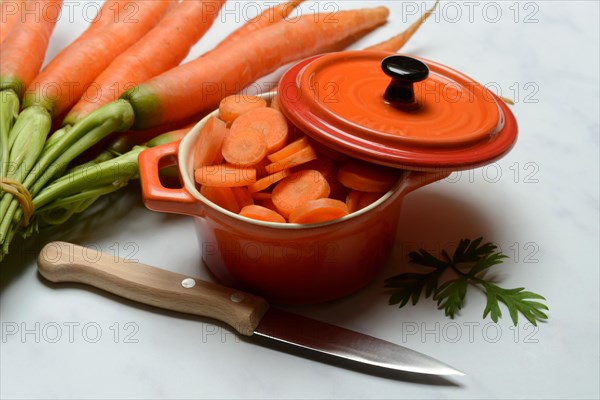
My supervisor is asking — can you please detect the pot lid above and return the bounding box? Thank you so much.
[277,50,517,171]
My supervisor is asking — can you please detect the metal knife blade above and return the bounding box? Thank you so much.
[37,241,463,377]
[255,308,463,376]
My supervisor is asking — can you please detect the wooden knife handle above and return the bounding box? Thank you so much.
[37,241,269,336]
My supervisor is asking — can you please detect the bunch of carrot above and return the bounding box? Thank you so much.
[195,94,401,224]
[0,0,438,260]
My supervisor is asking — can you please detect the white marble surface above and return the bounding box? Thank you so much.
[1,1,599,399]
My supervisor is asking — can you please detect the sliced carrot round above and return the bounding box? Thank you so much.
[270,94,282,112]
[345,190,363,213]
[219,95,267,124]
[252,192,273,201]
[289,198,349,224]
[195,164,256,187]
[255,197,277,211]
[271,169,330,218]
[240,205,286,223]
[194,116,228,168]
[267,136,309,162]
[346,190,385,213]
[337,160,399,192]
[231,186,254,209]
[200,186,240,213]
[221,127,268,167]
[264,144,317,174]
[230,107,289,153]
[299,156,337,182]
[357,191,384,209]
[248,169,291,193]
[328,179,350,202]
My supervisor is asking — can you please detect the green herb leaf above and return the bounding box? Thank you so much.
[385,238,549,326]
[481,282,549,326]
[467,250,508,278]
[434,277,468,318]
[385,268,444,307]
[408,249,448,270]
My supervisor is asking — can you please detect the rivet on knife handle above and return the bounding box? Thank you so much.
[37,241,269,336]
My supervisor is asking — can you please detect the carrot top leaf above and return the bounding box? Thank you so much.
[385,238,549,326]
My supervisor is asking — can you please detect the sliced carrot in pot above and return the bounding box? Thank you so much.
[264,144,317,174]
[299,156,337,183]
[231,186,254,209]
[248,169,291,193]
[200,186,240,213]
[358,191,384,209]
[195,164,257,187]
[221,127,268,167]
[337,159,399,192]
[346,190,385,213]
[345,190,363,214]
[230,107,289,153]
[255,197,279,214]
[239,205,286,223]
[267,136,309,163]
[219,94,267,125]
[252,192,273,201]
[270,94,282,112]
[194,116,228,168]
[289,198,349,224]
[271,169,330,218]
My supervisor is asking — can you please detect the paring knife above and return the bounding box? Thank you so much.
[37,241,463,377]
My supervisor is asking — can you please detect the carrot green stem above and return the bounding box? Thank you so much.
[42,126,71,154]
[1,224,17,258]
[0,115,185,260]
[145,130,185,147]
[38,184,123,216]
[38,196,103,226]
[33,146,143,210]
[0,100,134,249]
[0,90,19,176]
[5,106,51,179]
[65,151,116,176]
[0,105,50,229]
[39,203,78,225]
[28,99,135,197]
[33,128,183,231]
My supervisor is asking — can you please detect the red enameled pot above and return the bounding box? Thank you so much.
[138,51,517,304]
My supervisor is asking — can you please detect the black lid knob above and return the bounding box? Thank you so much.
[381,56,429,109]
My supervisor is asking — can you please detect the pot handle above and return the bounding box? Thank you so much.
[138,141,201,216]
[399,170,452,195]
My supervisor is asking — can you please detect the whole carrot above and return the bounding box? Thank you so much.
[76,0,308,156]
[0,0,169,249]
[67,1,136,46]
[318,0,439,56]
[63,0,225,126]
[0,0,62,235]
[21,0,172,118]
[214,0,305,49]
[365,0,439,52]
[122,6,390,129]
[0,0,25,44]
[0,0,62,99]
[1,0,61,176]
[0,0,202,209]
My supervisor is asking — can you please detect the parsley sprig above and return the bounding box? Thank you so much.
[385,238,548,326]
